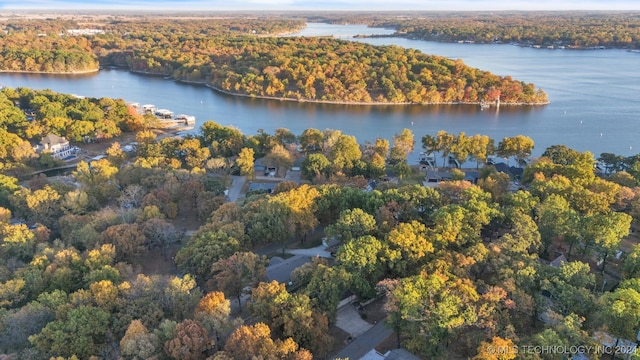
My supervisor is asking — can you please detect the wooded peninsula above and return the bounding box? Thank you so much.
[0,15,550,105]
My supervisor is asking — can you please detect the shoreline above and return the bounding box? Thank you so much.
[0,68,100,75]
[202,83,550,106]
[1,66,550,106]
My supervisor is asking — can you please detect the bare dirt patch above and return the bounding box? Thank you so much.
[137,246,181,276]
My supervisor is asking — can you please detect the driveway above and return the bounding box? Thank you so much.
[285,245,332,258]
[227,175,246,203]
[335,305,373,338]
[332,320,393,360]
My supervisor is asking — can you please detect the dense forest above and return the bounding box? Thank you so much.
[2,88,640,358]
[0,16,548,105]
[347,12,640,49]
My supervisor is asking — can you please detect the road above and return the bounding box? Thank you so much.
[331,320,393,360]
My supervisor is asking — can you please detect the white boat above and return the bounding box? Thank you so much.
[418,152,437,168]
[155,109,174,119]
[174,114,196,125]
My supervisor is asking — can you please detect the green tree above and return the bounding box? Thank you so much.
[301,153,331,181]
[304,263,351,323]
[496,135,534,166]
[325,208,376,241]
[584,211,631,273]
[298,128,324,153]
[601,283,640,347]
[329,134,361,174]
[435,130,456,167]
[29,305,110,359]
[336,235,387,299]
[175,230,243,279]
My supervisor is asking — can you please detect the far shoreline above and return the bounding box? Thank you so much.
[0,68,100,75]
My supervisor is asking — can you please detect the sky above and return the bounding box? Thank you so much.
[1,0,640,11]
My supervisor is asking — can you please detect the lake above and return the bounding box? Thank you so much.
[1,23,638,161]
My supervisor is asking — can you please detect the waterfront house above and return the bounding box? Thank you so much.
[35,134,73,160]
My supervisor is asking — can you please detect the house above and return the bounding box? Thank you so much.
[36,134,74,160]
[360,348,421,360]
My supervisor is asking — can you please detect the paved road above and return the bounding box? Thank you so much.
[332,320,393,360]
[266,254,311,284]
[227,175,246,203]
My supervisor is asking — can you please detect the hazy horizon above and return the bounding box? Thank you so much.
[1,0,640,11]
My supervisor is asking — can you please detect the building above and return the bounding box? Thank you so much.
[36,134,74,160]
[360,348,421,360]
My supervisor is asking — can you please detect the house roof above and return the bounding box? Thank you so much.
[550,254,567,268]
[40,133,68,147]
[248,182,277,193]
[384,349,422,360]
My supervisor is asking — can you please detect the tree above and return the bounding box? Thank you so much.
[249,281,331,356]
[263,144,294,177]
[29,305,110,359]
[175,230,242,279]
[623,244,640,279]
[10,185,61,228]
[325,208,376,241]
[601,284,640,347]
[450,131,470,164]
[245,198,294,253]
[383,271,479,355]
[329,134,361,174]
[390,128,415,164]
[468,134,494,168]
[301,153,331,181]
[179,138,211,169]
[224,323,312,360]
[474,337,516,360]
[496,135,534,166]
[194,291,238,342]
[236,147,255,180]
[584,211,631,273]
[98,223,146,263]
[142,218,182,259]
[298,128,323,153]
[535,194,577,257]
[120,319,159,360]
[164,319,210,360]
[336,235,387,299]
[73,159,119,206]
[210,252,267,306]
[435,130,456,167]
[304,262,351,323]
[387,221,435,268]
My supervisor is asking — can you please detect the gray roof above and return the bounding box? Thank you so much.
[384,348,422,360]
[248,182,277,193]
[40,133,68,147]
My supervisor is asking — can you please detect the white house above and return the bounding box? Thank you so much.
[37,134,73,160]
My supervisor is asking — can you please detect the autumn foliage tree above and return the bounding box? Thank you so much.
[164,319,211,360]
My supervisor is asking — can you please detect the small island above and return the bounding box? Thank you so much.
[0,15,549,106]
